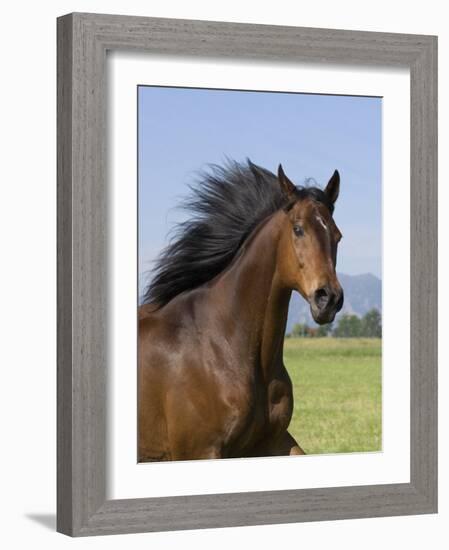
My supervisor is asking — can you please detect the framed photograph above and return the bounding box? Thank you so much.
[57,12,437,536]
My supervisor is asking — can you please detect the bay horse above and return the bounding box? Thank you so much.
[138,160,343,461]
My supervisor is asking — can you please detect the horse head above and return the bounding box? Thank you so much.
[276,165,344,325]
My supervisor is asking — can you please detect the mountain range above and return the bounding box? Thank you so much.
[286,273,382,333]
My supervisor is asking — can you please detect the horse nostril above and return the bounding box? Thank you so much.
[336,290,344,311]
[314,287,329,310]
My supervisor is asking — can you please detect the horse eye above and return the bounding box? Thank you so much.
[293,225,304,237]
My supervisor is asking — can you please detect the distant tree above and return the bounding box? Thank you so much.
[361,308,382,338]
[333,314,362,337]
[290,323,309,337]
[316,324,332,337]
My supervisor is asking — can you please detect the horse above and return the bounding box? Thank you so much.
[138,160,343,461]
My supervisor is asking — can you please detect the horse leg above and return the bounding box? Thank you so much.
[250,430,305,457]
[280,431,306,455]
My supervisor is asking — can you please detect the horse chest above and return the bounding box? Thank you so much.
[225,371,294,455]
[265,377,294,431]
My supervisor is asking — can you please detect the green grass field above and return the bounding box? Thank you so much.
[284,338,382,455]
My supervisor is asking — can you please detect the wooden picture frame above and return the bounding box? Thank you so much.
[57,12,437,536]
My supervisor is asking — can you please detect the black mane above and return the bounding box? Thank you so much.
[142,159,333,306]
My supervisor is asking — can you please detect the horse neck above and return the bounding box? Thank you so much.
[212,210,291,379]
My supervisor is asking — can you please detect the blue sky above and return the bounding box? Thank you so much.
[138,86,382,296]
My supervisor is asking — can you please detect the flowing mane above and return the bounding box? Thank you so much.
[142,159,334,306]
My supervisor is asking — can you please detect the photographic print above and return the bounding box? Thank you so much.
[138,86,382,462]
[56,15,437,534]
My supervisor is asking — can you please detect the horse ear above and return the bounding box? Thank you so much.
[324,170,340,205]
[277,164,297,199]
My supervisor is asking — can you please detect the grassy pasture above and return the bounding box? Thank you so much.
[284,338,382,455]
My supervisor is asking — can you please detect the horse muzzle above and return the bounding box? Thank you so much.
[309,285,344,325]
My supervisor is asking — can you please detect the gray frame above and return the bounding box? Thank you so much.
[57,12,437,537]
